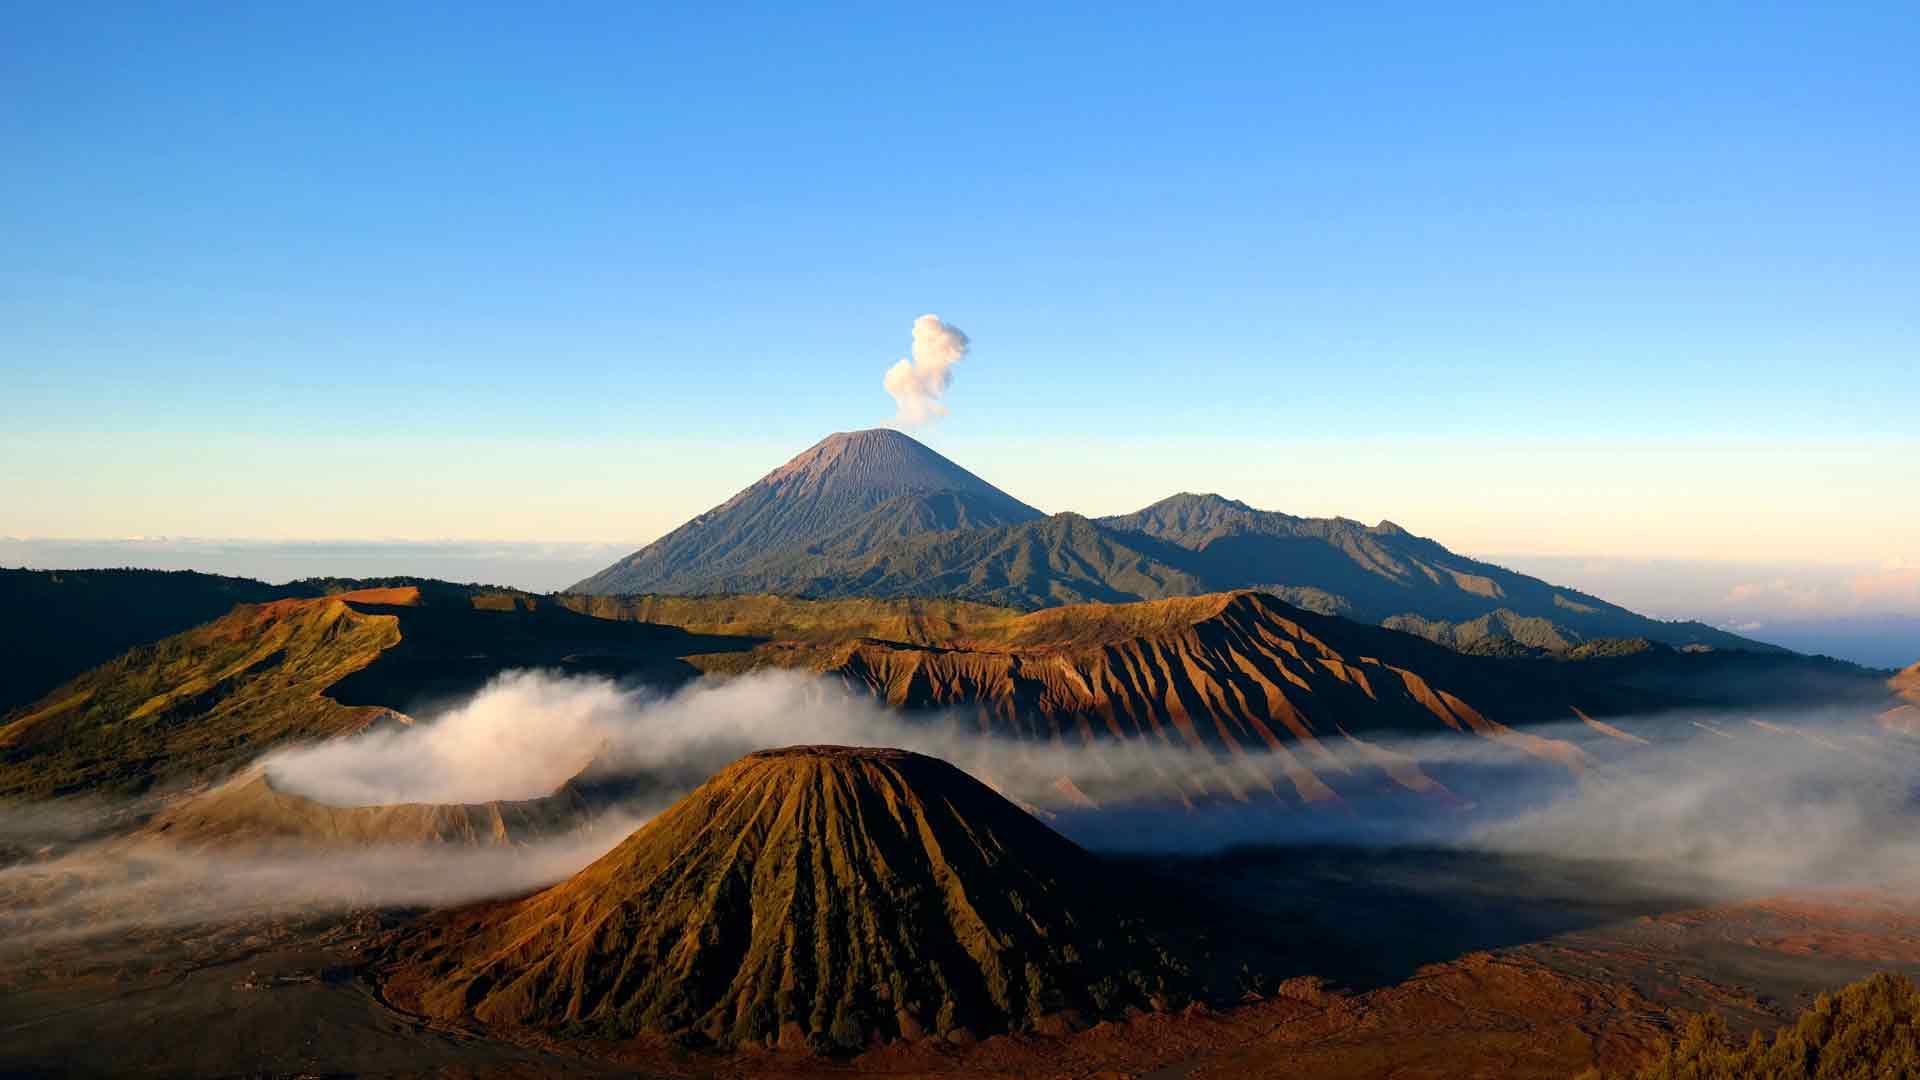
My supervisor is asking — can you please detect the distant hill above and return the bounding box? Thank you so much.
[384,745,1192,1050]
[572,428,1043,594]
[566,434,1775,655]
[1098,493,1766,652]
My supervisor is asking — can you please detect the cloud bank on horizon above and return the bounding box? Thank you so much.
[882,314,969,427]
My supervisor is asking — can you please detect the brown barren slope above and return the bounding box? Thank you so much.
[385,746,1189,1051]
[1880,662,1920,734]
[139,768,594,850]
[604,591,1589,805]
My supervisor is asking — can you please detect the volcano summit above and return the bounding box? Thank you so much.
[385,745,1189,1050]
[572,429,1044,595]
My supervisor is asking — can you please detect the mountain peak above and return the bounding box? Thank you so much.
[569,430,1042,595]
[1099,492,1274,538]
[758,427,1006,501]
[388,744,1185,1049]
[1154,492,1255,513]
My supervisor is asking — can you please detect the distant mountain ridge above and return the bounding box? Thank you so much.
[571,433,1774,655]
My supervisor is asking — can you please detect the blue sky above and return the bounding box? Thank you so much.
[2,4,1915,566]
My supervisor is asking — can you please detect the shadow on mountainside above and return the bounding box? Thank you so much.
[324,599,763,714]
[1124,844,1719,996]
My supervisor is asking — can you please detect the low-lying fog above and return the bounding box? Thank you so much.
[4,668,1915,953]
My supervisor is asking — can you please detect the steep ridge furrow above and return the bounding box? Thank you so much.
[741,592,1588,807]
[387,747,1188,1050]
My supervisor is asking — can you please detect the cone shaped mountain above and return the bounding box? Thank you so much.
[571,429,1044,594]
[385,745,1190,1050]
[569,435,1773,655]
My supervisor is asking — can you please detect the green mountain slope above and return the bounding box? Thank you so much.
[1097,493,1768,652]
[689,512,1206,608]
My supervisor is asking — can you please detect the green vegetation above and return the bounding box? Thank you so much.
[1629,972,1920,1079]
[694,511,1210,609]
[559,591,1025,645]
[1384,609,1576,652]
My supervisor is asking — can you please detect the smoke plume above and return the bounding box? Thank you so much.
[882,314,968,426]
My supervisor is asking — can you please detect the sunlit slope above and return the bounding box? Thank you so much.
[1630,971,1920,1078]
[0,586,751,800]
[679,591,1590,802]
[833,591,1521,750]
[586,591,1881,803]
[0,567,316,713]
[0,594,401,799]
[1880,662,1920,734]
[385,746,1189,1050]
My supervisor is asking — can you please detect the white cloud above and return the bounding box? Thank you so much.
[1850,560,1920,606]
